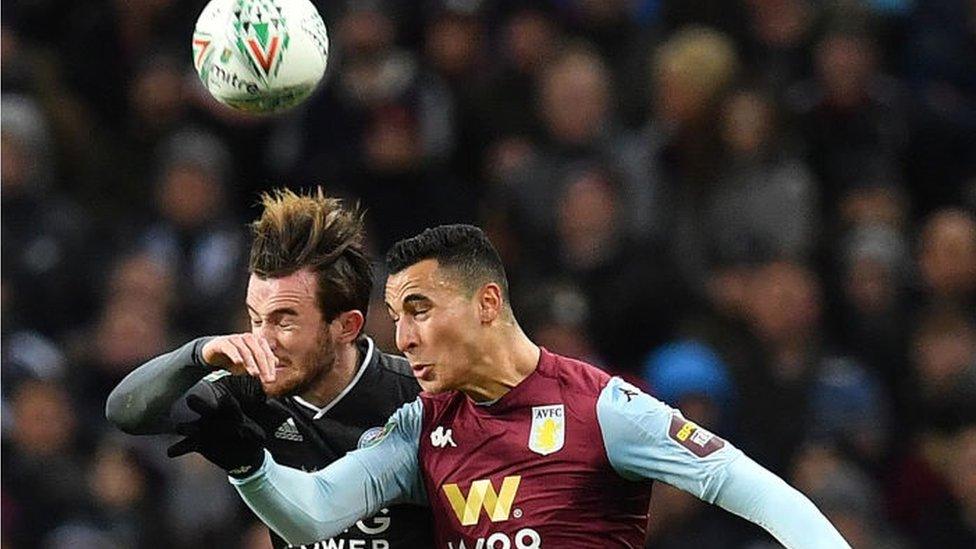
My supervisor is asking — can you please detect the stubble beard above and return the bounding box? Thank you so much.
[263,329,336,399]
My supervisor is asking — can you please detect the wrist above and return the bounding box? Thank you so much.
[192,337,219,369]
[228,447,267,479]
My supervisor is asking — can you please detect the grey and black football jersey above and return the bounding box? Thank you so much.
[203,337,431,549]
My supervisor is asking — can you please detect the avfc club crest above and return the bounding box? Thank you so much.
[529,404,565,455]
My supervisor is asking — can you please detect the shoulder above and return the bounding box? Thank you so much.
[374,350,415,381]
[596,377,672,424]
[536,349,612,400]
[371,398,424,446]
[371,347,422,403]
[417,389,464,428]
[357,336,413,380]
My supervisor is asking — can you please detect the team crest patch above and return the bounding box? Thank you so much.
[358,421,395,449]
[668,414,725,458]
[529,404,565,455]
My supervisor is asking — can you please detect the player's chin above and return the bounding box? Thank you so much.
[261,376,297,398]
[417,377,447,394]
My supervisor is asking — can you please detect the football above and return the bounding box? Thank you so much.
[192,0,329,113]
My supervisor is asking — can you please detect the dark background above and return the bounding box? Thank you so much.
[2,0,975,547]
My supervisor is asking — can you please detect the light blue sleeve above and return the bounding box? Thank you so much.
[229,398,426,546]
[597,378,850,549]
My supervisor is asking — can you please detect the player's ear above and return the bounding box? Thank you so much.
[478,283,503,324]
[333,310,365,343]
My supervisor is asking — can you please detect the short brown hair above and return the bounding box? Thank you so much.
[249,187,372,327]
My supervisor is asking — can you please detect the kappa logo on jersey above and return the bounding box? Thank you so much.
[528,404,564,455]
[442,476,522,526]
[668,414,725,458]
[430,425,457,448]
[275,417,304,442]
[620,387,639,402]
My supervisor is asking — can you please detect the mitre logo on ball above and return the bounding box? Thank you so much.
[192,0,329,114]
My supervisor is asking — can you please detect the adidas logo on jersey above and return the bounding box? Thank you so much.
[275,418,304,442]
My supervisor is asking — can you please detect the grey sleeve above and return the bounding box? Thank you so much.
[105,337,216,434]
[230,399,426,546]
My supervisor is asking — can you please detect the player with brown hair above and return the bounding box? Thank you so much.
[106,187,432,548]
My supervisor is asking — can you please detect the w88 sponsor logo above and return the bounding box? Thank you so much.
[447,528,541,549]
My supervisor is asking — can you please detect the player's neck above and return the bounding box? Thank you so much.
[299,342,361,408]
[461,327,540,403]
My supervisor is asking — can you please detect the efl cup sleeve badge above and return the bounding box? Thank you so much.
[528,404,565,455]
[668,414,725,458]
[358,421,396,449]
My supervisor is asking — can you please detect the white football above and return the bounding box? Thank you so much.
[192,0,329,113]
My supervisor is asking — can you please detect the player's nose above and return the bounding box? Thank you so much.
[255,324,278,349]
[395,319,419,354]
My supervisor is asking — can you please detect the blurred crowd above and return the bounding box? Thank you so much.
[2,0,976,547]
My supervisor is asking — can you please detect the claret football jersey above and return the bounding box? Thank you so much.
[417,349,653,548]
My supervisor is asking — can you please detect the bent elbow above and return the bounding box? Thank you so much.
[105,389,147,434]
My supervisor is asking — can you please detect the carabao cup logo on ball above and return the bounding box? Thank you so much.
[192,0,329,113]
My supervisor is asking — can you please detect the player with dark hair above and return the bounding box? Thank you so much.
[105,188,433,548]
[169,224,850,548]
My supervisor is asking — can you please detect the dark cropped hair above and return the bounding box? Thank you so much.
[386,224,509,300]
[249,187,372,327]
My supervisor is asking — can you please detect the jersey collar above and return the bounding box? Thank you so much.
[292,336,375,419]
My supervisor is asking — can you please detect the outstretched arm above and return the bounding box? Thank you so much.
[597,377,849,549]
[229,399,427,545]
[106,333,277,434]
[105,338,215,434]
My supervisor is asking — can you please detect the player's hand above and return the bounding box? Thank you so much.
[201,333,278,383]
[167,388,267,478]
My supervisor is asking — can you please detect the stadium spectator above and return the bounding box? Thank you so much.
[492,44,623,259]
[913,424,976,547]
[1,94,96,336]
[740,0,817,96]
[3,380,89,547]
[916,208,976,314]
[546,165,686,372]
[788,26,909,215]
[836,225,913,422]
[792,445,908,549]
[615,26,740,265]
[734,259,888,471]
[517,281,603,368]
[481,7,559,140]
[140,128,246,335]
[674,86,819,289]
